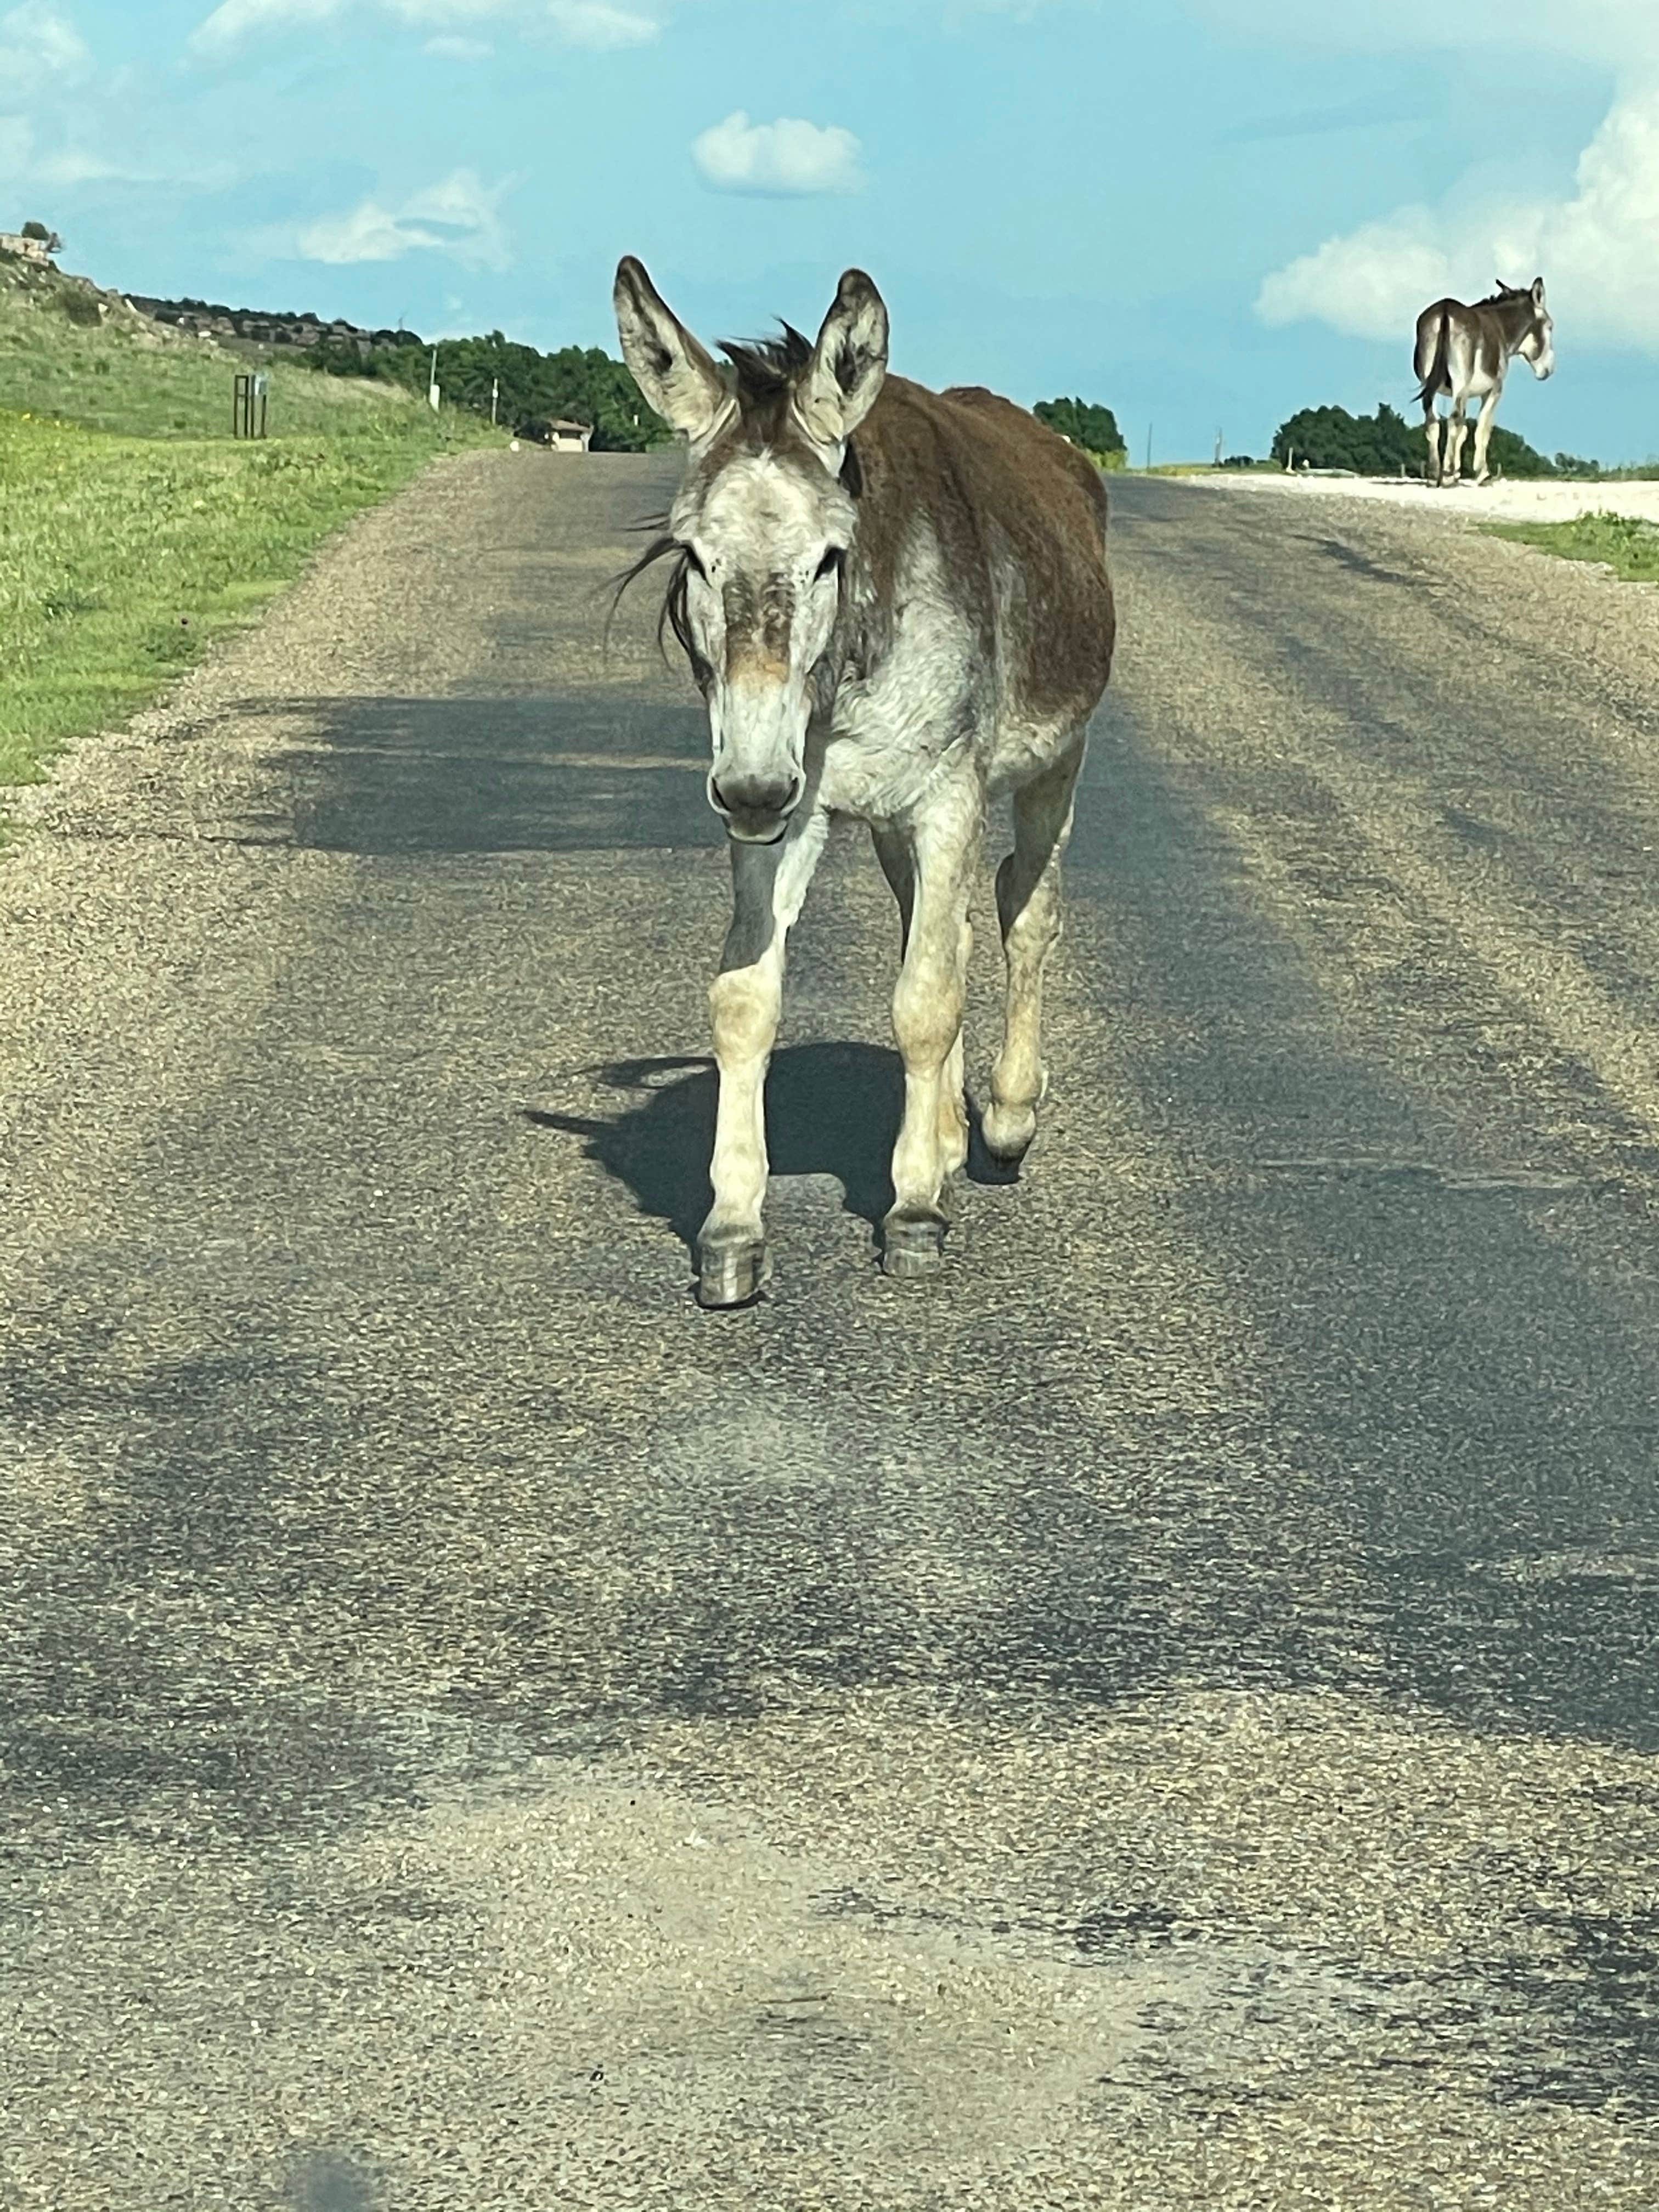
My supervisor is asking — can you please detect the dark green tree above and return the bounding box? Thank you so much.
[1485,424,1554,478]
[1033,396,1126,461]
[20,219,63,252]
[1271,400,1553,479]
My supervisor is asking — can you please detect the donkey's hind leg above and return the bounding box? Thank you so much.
[983,732,1085,1165]
[882,782,981,1278]
[873,826,970,1183]
[1423,405,1443,487]
[1444,398,1471,484]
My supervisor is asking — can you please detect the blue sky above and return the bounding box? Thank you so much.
[3,0,1656,460]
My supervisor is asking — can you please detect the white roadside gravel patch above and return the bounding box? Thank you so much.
[1177,471,1659,527]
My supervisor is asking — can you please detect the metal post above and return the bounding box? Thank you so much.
[1145,422,1153,472]
[491,376,499,426]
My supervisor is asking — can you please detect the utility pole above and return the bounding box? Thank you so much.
[490,376,500,427]
[1215,426,1224,467]
[427,345,440,413]
[1145,422,1153,472]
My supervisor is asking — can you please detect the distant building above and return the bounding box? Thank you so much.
[0,232,54,265]
[548,419,594,452]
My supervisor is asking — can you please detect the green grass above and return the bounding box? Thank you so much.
[0,253,498,788]
[1482,510,1659,585]
[0,410,478,785]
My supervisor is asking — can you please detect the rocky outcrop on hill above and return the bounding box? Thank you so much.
[0,253,222,351]
[125,297,417,357]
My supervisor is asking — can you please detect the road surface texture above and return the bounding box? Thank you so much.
[4,454,1658,2210]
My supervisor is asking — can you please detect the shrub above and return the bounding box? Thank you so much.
[1034,396,1127,462]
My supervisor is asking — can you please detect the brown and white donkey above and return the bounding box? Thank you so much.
[614,258,1115,1305]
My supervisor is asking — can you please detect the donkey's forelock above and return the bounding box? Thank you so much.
[719,325,815,402]
[715,326,868,466]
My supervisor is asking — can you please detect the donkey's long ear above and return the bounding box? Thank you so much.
[794,269,889,449]
[1531,275,1547,306]
[613,256,730,441]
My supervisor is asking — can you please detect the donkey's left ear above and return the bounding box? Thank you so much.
[1531,276,1547,306]
[795,269,889,449]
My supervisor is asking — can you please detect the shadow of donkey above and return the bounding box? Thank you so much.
[528,1040,1022,1265]
[527,1042,902,1260]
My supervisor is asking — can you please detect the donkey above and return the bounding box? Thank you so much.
[1414,278,1555,487]
[612,257,1115,1306]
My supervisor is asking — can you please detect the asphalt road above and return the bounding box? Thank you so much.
[4,453,1657,2209]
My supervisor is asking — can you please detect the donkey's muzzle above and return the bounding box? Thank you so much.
[709,766,803,843]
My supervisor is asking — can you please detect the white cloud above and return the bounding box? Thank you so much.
[1257,81,1659,351]
[0,2,92,94]
[1257,217,1453,341]
[189,0,657,58]
[0,4,239,199]
[189,0,344,56]
[287,166,514,268]
[424,30,492,53]
[691,110,865,196]
[544,0,656,46]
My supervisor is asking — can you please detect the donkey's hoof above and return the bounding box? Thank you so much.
[882,1211,945,1280]
[697,1237,769,1308]
[981,1100,1037,1164]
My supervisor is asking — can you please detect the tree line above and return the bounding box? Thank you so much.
[1268,400,1562,478]
[307,329,673,451]
[306,328,1136,465]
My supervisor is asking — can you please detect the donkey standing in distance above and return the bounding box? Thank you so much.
[1414,278,1555,487]
[612,257,1115,1307]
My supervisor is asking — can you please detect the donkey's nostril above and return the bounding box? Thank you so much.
[710,770,800,821]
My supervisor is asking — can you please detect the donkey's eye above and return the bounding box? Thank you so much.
[815,546,846,582]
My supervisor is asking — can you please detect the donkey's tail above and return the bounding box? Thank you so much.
[1413,303,1451,409]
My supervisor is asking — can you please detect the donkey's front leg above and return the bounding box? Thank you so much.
[699,810,828,1307]
[883,782,981,1280]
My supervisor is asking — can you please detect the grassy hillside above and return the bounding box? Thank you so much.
[0,250,424,438]
[0,250,493,793]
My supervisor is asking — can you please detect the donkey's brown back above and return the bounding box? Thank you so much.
[855,375,1115,723]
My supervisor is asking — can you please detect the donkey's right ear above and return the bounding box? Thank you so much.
[613,257,731,441]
